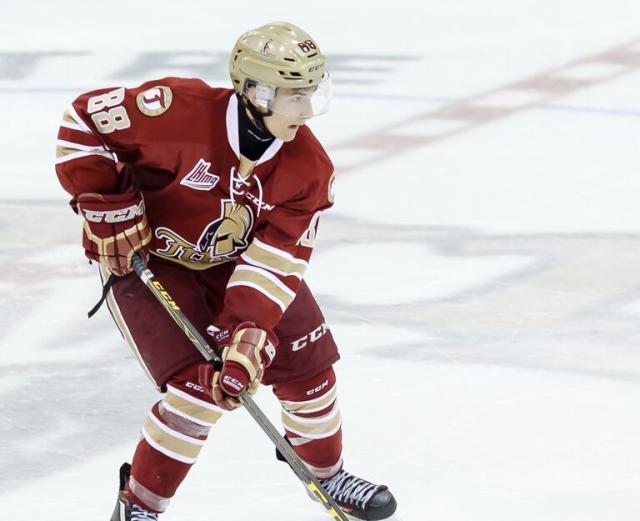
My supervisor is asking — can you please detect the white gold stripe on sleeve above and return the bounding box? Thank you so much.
[227,264,296,312]
[226,280,288,312]
[240,252,304,280]
[67,104,93,133]
[253,238,309,267]
[60,119,92,133]
[55,149,116,164]
[240,238,308,279]
[56,139,108,152]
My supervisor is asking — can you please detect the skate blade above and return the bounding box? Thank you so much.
[345,514,405,521]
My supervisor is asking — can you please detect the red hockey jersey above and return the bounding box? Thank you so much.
[56,77,335,333]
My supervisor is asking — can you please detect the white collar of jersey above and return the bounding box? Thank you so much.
[226,93,283,165]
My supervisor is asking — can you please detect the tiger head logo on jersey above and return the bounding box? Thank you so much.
[154,201,254,268]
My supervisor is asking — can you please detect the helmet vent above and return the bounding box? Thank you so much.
[308,52,318,58]
[276,70,304,81]
[283,57,295,62]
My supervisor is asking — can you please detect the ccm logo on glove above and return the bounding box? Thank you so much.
[81,201,145,223]
[76,192,152,276]
[222,375,244,393]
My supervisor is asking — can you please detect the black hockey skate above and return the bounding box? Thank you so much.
[275,441,396,519]
[110,463,158,521]
[317,469,397,520]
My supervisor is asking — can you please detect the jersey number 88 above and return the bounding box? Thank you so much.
[87,87,131,134]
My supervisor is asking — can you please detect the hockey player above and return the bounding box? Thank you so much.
[55,22,397,521]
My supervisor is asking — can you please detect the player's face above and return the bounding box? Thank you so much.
[264,87,315,142]
[263,112,305,142]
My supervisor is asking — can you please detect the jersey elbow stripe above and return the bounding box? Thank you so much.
[60,119,90,134]
[227,280,288,312]
[61,108,92,134]
[56,139,109,153]
[66,105,93,133]
[228,265,296,312]
[60,121,86,133]
[240,252,303,280]
[252,238,309,266]
[241,239,308,279]
[55,148,116,164]
[253,237,309,266]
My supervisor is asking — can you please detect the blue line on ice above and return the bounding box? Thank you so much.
[1,87,639,118]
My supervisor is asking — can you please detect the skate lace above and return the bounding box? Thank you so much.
[131,504,158,521]
[320,470,382,509]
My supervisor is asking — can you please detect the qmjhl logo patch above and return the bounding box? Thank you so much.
[181,159,220,191]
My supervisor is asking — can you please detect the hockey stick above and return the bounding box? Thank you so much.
[131,254,349,521]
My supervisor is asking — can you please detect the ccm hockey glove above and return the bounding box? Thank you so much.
[198,322,277,410]
[76,192,152,276]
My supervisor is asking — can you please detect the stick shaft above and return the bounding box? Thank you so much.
[131,255,349,521]
[132,255,219,363]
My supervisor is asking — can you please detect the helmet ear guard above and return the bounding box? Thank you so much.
[237,80,272,132]
[240,80,274,112]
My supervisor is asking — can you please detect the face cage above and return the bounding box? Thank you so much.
[244,71,332,119]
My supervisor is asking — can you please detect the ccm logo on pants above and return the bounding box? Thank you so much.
[291,323,329,352]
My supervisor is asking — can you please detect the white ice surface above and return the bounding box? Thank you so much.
[306,243,532,305]
[2,1,640,520]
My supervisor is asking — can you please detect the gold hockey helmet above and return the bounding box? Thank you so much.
[229,22,331,118]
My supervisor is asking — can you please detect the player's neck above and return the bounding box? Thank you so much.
[237,98,275,163]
